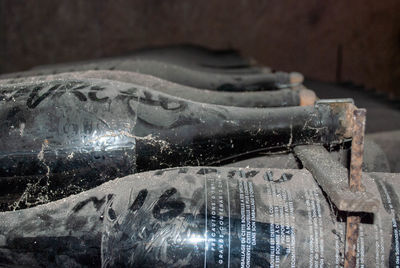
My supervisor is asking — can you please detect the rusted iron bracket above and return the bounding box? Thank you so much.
[295,101,374,268]
[293,145,379,213]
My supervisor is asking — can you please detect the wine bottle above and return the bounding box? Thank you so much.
[0,59,303,91]
[1,70,316,107]
[116,45,265,74]
[100,44,254,69]
[28,55,264,76]
[0,79,350,209]
[367,130,400,173]
[127,44,253,69]
[31,44,260,72]
[114,60,302,92]
[0,167,397,267]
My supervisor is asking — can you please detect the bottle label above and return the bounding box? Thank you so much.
[100,167,396,267]
[101,168,311,267]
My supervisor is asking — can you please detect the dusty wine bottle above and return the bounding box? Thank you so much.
[0,70,316,107]
[0,58,302,91]
[0,79,351,209]
[109,46,268,74]
[0,167,398,267]
[30,44,265,74]
[121,44,254,69]
[367,130,400,173]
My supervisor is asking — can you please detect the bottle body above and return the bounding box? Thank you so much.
[0,79,344,209]
[0,167,397,267]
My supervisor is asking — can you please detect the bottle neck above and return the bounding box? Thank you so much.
[135,104,344,171]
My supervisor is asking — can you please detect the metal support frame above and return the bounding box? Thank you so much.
[295,100,375,268]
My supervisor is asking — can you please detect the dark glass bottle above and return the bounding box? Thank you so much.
[123,44,253,69]
[1,70,315,107]
[0,167,396,267]
[30,44,261,74]
[0,79,348,209]
[0,58,302,91]
[116,45,266,74]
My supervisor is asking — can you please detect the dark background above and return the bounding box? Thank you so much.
[1,0,400,98]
